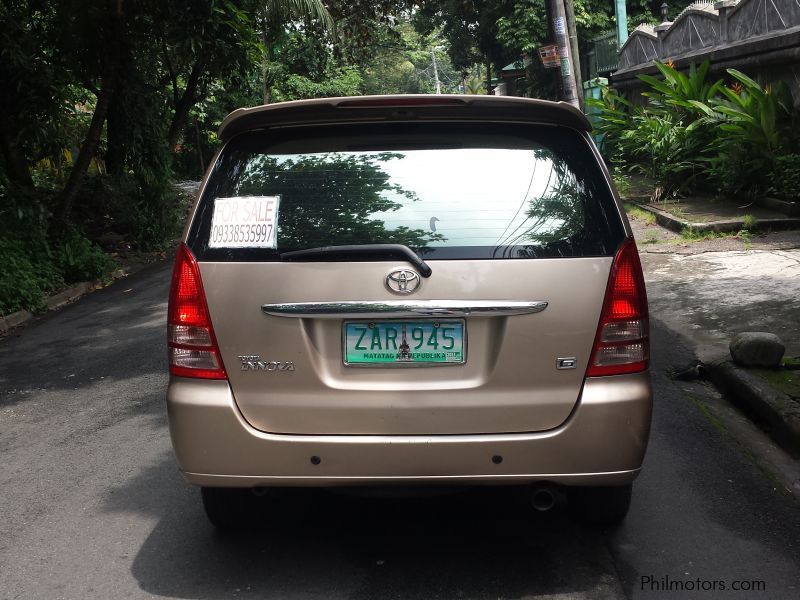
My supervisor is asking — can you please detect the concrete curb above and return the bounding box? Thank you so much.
[631,202,800,234]
[0,267,132,336]
[708,361,800,458]
[762,197,800,218]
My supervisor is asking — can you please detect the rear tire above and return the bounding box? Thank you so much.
[200,487,254,529]
[568,483,632,527]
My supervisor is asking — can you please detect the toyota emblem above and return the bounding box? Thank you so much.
[386,269,421,294]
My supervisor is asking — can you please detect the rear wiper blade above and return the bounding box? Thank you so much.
[281,244,432,277]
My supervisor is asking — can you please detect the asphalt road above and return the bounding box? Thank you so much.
[1,261,799,600]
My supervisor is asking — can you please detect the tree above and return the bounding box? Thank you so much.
[55,0,129,221]
[0,1,67,188]
[154,1,262,150]
[260,0,333,103]
[415,0,513,85]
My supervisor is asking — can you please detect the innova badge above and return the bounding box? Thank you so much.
[386,269,421,294]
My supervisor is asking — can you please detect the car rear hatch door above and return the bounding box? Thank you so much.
[187,100,627,435]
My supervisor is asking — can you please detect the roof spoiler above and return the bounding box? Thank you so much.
[218,95,591,141]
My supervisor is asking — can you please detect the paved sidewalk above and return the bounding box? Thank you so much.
[640,248,800,362]
[630,213,800,458]
[630,216,800,363]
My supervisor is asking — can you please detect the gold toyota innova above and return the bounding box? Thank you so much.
[166,95,652,528]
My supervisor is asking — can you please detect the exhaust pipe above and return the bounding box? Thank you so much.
[530,485,556,512]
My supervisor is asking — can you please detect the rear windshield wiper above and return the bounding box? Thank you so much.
[281,244,432,277]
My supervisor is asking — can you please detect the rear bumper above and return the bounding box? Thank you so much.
[167,372,652,487]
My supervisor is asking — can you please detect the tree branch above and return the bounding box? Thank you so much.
[167,56,205,148]
[160,35,179,107]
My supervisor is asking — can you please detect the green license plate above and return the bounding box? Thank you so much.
[343,320,465,366]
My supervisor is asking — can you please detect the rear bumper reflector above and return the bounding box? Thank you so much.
[261,300,548,319]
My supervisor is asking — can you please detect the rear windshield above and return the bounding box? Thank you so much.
[187,123,625,261]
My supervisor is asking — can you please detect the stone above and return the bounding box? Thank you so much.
[729,332,785,368]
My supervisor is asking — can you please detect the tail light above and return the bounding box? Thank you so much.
[167,243,227,379]
[586,237,649,377]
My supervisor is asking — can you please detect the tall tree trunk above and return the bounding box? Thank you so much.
[167,59,204,149]
[58,86,114,222]
[0,124,33,187]
[262,28,272,105]
[194,119,206,176]
[105,92,126,176]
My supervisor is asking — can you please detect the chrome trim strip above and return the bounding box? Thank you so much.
[262,300,547,319]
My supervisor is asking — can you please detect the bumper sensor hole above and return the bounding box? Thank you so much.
[491,455,503,465]
[310,455,321,465]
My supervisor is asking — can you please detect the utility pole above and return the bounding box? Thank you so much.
[431,49,442,95]
[564,0,584,110]
[615,0,629,47]
[547,0,580,107]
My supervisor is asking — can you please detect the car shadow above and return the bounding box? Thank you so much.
[103,455,628,599]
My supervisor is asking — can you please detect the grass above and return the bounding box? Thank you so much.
[642,232,660,245]
[741,214,758,232]
[664,203,688,218]
[750,357,800,399]
[678,227,727,241]
[624,202,657,225]
[613,173,632,198]
[678,226,752,245]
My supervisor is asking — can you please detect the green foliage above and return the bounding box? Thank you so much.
[55,229,113,283]
[768,155,800,201]
[705,70,798,199]
[0,237,58,314]
[359,23,463,96]
[0,227,113,315]
[624,203,657,225]
[613,173,631,197]
[593,60,799,202]
[275,67,363,101]
[638,61,724,118]
[106,175,185,251]
[0,181,112,314]
[588,87,639,160]
[740,214,757,232]
[590,82,703,196]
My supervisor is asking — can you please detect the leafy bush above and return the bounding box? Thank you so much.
[0,179,115,314]
[72,173,184,252]
[0,236,62,314]
[638,61,723,119]
[55,229,113,282]
[592,61,799,202]
[591,85,704,199]
[275,67,363,101]
[767,154,800,201]
[589,87,638,163]
[707,71,798,199]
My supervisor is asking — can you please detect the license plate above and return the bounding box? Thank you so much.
[343,320,465,366]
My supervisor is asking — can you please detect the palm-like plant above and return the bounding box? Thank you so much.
[638,61,723,119]
[703,69,797,198]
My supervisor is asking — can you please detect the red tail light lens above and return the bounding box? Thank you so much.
[586,238,649,377]
[167,244,227,379]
